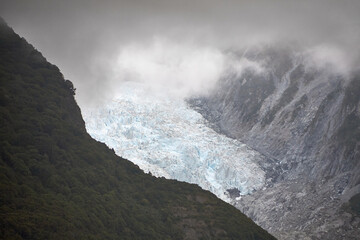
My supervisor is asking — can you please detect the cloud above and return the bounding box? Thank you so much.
[225,51,265,78]
[94,37,266,101]
[304,44,352,75]
[1,0,359,106]
[110,37,225,99]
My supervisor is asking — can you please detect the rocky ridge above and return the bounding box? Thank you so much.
[190,45,360,239]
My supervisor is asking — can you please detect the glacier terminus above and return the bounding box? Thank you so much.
[83,81,266,201]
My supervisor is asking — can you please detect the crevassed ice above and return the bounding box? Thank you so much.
[83,81,265,201]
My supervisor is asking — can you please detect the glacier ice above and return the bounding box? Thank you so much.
[83,82,265,201]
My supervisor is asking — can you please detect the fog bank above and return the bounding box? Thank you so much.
[1,0,359,106]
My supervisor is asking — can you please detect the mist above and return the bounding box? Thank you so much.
[1,0,359,107]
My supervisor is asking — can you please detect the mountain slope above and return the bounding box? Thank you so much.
[190,46,360,239]
[0,18,276,240]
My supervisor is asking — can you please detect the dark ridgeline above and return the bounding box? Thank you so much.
[0,18,276,240]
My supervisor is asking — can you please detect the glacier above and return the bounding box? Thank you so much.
[83,81,265,201]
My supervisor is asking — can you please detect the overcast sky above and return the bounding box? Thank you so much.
[1,0,359,107]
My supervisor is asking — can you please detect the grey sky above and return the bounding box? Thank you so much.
[1,0,359,106]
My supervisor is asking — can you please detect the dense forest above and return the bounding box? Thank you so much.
[0,18,276,239]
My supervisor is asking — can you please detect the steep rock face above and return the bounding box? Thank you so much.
[0,18,276,240]
[190,45,360,239]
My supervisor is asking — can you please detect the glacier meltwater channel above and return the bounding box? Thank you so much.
[83,82,265,201]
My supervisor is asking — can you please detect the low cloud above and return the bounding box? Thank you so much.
[304,45,352,75]
[93,37,267,102]
[110,37,225,99]
[1,0,359,107]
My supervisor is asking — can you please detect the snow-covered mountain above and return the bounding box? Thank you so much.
[83,81,266,201]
